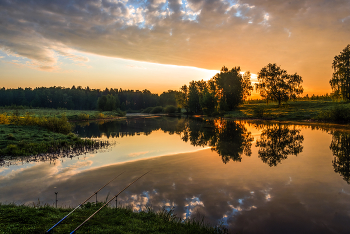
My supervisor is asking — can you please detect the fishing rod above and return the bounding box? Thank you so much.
[46,171,125,233]
[70,171,150,234]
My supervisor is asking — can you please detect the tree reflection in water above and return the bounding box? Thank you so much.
[255,124,304,167]
[330,131,350,184]
[74,117,308,166]
[182,118,253,163]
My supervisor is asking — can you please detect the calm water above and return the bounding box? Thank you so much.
[1,117,350,233]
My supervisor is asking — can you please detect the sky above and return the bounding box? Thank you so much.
[0,0,349,95]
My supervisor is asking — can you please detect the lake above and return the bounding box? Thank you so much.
[1,116,350,233]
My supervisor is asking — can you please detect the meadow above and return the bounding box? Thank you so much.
[0,107,125,121]
[0,111,111,157]
[226,100,350,123]
[0,125,109,157]
[0,203,226,234]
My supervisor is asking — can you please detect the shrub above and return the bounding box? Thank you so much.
[6,133,16,140]
[6,144,20,155]
[78,113,89,120]
[0,113,9,124]
[316,105,350,123]
[150,106,163,114]
[115,109,126,117]
[142,107,153,113]
[97,113,105,119]
[164,105,177,114]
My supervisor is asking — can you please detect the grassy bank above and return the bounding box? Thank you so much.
[0,108,125,121]
[0,203,226,234]
[225,100,350,123]
[0,125,108,157]
[0,111,111,157]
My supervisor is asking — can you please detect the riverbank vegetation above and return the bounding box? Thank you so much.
[0,111,111,157]
[225,100,350,123]
[0,124,109,157]
[0,203,226,234]
[0,108,125,121]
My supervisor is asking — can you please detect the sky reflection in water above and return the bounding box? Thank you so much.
[1,117,350,233]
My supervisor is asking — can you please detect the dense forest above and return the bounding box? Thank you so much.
[0,86,178,111]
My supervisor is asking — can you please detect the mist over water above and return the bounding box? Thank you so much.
[1,117,350,233]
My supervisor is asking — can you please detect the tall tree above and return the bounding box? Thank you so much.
[188,81,201,113]
[242,71,254,101]
[330,44,350,101]
[200,89,217,116]
[214,66,252,111]
[256,63,303,105]
[176,85,189,112]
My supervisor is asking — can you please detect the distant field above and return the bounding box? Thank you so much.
[226,100,350,122]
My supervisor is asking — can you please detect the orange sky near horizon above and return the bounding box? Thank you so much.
[0,0,346,97]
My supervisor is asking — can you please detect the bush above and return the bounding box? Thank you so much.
[113,109,126,117]
[0,113,10,124]
[164,105,177,114]
[41,115,72,134]
[150,106,163,114]
[97,113,105,119]
[316,105,350,123]
[6,133,16,140]
[142,107,153,113]
[78,113,89,120]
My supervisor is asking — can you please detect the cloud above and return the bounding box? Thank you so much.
[0,0,349,87]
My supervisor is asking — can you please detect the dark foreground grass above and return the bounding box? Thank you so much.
[225,100,350,122]
[0,125,107,157]
[0,203,227,234]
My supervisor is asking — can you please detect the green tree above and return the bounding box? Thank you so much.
[256,63,303,105]
[188,81,201,113]
[176,85,189,113]
[200,89,217,116]
[330,45,350,101]
[214,66,252,111]
[242,71,254,101]
[159,90,178,107]
[97,94,119,111]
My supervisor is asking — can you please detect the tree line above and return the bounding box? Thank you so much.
[175,66,253,115]
[0,86,178,111]
[176,63,304,114]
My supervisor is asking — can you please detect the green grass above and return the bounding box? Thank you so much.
[0,108,125,121]
[0,125,107,157]
[224,100,350,122]
[0,203,226,234]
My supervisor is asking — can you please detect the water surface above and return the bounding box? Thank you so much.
[1,117,350,233]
